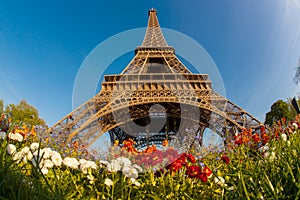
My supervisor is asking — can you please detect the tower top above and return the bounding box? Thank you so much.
[141,9,168,47]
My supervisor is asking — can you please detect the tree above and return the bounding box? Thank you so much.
[265,100,294,126]
[2,99,46,128]
[0,99,3,114]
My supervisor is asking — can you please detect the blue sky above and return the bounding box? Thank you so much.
[0,0,300,130]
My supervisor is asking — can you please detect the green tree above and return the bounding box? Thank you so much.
[265,100,294,126]
[4,99,46,127]
[0,99,3,114]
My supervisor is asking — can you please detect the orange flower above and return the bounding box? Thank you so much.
[242,136,250,144]
[22,124,29,133]
[162,139,168,147]
[123,138,135,148]
[143,145,157,154]
[73,141,79,148]
[31,126,36,137]
[127,146,138,154]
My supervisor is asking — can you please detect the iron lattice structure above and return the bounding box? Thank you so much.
[50,9,262,149]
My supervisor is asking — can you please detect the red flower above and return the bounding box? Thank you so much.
[186,154,196,163]
[166,160,183,172]
[186,165,201,178]
[252,134,260,143]
[203,166,213,178]
[221,155,230,164]
[234,135,243,145]
[198,172,208,182]
[260,126,266,134]
[179,153,188,164]
[261,133,269,144]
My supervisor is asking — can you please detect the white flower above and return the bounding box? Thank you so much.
[80,160,98,174]
[19,147,32,163]
[41,148,52,159]
[122,166,138,179]
[8,132,14,139]
[116,157,132,168]
[14,133,23,142]
[87,174,95,184]
[22,156,28,164]
[7,144,16,155]
[104,178,113,187]
[287,141,291,146]
[259,145,269,153]
[79,159,87,164]
[262,151,270,158]
[21,146,30,154]
[43,159,54,168]
[214,176,226,186]
[281,134,287,142]
[0,131,6,140]
[269,152,276,161]
[32,150,39,157]
[292,122,298,130]
[130,178,141,187]
[12,151,23,163]
[99,160,110,168]
[26,151,33,161]
[8,132,23,142]
[100,160,110,166]
[63,157,79,169]
[228,186,235,191]
[107,160,121,172]
[32,155,44,168]
[30,142,39,152]
[132,164,143,173]
[51,151,62,167]
[41,167,49,175]
[87,161,98,170]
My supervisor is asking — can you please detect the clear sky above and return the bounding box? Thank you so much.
[1,0,300,130]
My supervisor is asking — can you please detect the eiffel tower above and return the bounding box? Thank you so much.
[50,9,262,149]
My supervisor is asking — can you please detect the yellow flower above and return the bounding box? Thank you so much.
[114,140,119,146]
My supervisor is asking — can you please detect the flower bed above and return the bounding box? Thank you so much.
[1,116,300,199]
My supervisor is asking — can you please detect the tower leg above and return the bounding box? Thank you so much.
[189,126,205,151]
[197,126,205,147]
